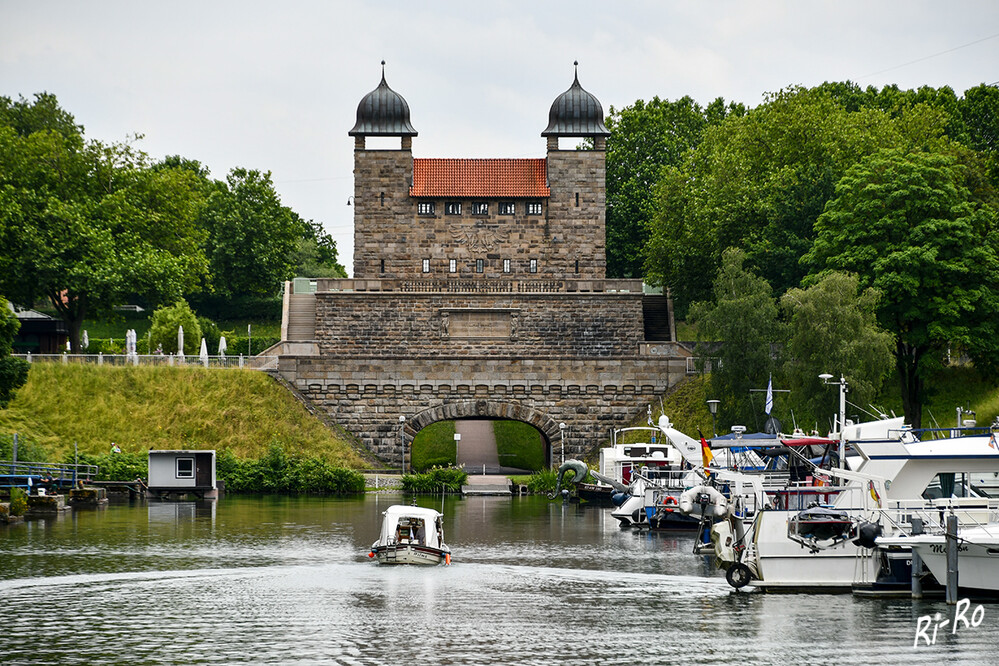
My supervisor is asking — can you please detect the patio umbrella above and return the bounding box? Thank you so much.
[199,337,209,365]
[82,330,89,351]
[218,336,227,357]
[177,325,185,360]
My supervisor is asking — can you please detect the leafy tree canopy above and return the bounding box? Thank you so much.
[645,85,952,316]
[780,272,894,428]
[0,295,30,407]
[603,95,745,278]
[804,147,999,427]
[689,248,783,429]
[0,96,209,351]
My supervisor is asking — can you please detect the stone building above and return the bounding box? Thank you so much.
[274,64,689,468]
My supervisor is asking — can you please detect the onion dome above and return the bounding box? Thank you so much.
[541,62,610,137]
[349,61,418,137]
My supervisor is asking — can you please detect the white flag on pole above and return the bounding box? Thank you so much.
[765,375,774,415]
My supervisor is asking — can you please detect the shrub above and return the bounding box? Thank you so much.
[401,466,467,494]
[0,434,47,463]
[9,487,27,516]
[72,452,148,481]
[526,468,559,494]
[148,299,202,355]
[216,443,364,494]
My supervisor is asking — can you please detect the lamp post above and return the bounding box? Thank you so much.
[819,373,848,469]
[706,399,720,438]
[559,422,566,465]
[398,414,406,474]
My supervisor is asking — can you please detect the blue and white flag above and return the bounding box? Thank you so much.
[765,375,773,415]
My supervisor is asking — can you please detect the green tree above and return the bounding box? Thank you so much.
[148,299,202,355]
[288,216,347,278]
[646,86,950,316]
[0,296,30,407]
[805,148,999,427]
[689,248,783,429]
[0,94,208,351]
[603,96,744,278]
[201,168,304,297]
[780,272,894,426]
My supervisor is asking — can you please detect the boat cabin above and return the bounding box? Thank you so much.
[147,450,218,499]
[378,505,445,550]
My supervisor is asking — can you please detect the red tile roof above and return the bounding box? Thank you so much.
[410,158,549,198]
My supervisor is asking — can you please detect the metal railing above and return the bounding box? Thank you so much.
[13,353,277,370]
[1,460,100,489]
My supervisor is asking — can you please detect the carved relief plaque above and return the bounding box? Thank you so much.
[443,309,516,339]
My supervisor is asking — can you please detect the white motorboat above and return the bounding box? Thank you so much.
[369,505,451,565]
[879,524,999,593]
[711,421,999,591]
[599,419,705,529]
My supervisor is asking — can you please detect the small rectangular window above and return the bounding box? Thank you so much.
[449,259,457,273]
[445,202,462,215]
[503,259,511,273]
[475,259,484,273]
[422,259,430,273]
[499,202,515,215]
[526,202,542,215]
[471,202,488,215]
[418,202,435,215]
[529,259,538,273]
[176,457,194,479]
[380,259,385,274]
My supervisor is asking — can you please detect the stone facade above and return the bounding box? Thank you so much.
[275,68,688,467]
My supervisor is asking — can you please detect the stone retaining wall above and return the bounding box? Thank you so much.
[280,355,687,467]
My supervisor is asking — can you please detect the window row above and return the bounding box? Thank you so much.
[417,201,544,216]
[422,258,539,274]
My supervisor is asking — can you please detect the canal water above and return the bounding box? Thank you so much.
[1,495,996,665]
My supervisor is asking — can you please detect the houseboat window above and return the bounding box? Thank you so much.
[176,457,195,479]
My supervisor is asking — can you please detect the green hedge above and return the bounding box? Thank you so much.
[71,451,148,481]
[401,466,467,494]
[217,443,364,494]
[493,420,546,470]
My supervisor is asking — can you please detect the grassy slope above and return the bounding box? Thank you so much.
[0,364,367,467]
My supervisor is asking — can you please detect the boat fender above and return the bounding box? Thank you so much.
[445,553,451,566]
[852,521,883,549]
[610,491,629,507]
[368,551,375,558]
[725,562,753,589]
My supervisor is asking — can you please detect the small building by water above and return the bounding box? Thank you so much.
[147,450,217,499]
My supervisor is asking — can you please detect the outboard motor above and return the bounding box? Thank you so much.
[853,521,883,549]
[610,491,629,507]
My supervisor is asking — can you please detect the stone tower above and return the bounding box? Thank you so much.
[274,64,688,468]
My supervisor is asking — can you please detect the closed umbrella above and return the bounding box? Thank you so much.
[199,337,208,366]
[177,325,185,360]
[218,336,227,358]
[82,330,89,351]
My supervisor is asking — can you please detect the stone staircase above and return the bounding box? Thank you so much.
[287,293,316,341]
[642,294,672,341]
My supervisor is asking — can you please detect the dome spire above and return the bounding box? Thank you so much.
[541,62,609,138]
[349,61,418,137]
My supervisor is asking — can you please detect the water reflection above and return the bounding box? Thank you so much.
[1,495,996,665]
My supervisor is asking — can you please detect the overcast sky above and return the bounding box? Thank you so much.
[3,1,998,276]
